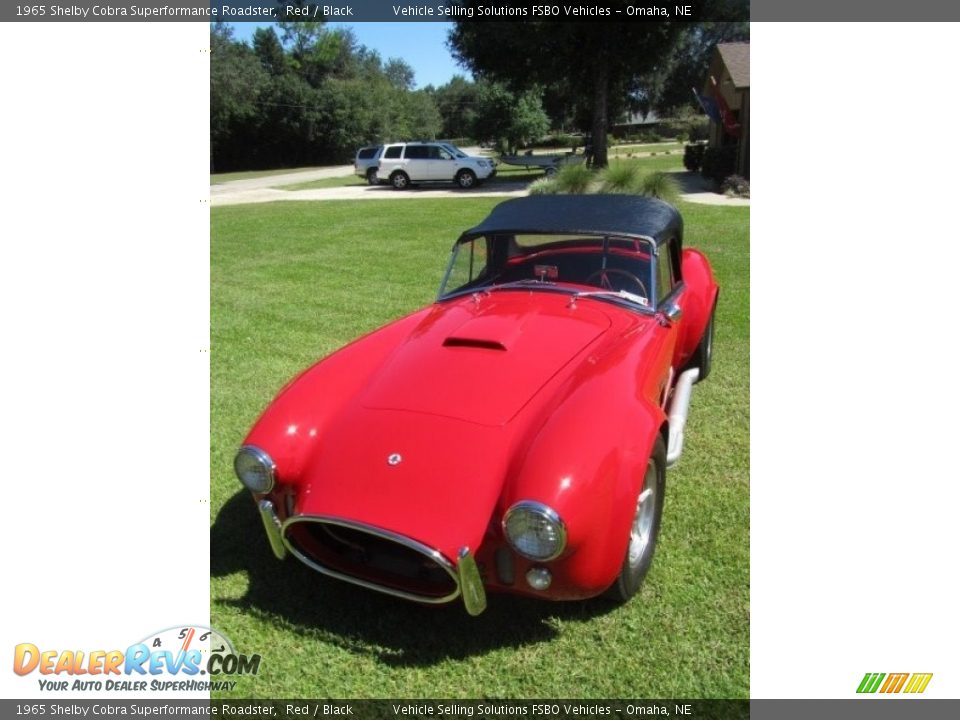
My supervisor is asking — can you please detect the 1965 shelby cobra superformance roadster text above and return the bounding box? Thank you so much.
[234,194,718,615]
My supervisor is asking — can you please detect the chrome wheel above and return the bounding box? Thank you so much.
[628,461,657,566]
[605,436,666,603]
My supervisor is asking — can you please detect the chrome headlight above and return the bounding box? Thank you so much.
[502,502,566,561]
[234,445,276,493]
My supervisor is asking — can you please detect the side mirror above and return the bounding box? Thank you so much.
[658,301,683,327]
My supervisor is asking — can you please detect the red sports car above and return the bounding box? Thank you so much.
[233,194,718,615]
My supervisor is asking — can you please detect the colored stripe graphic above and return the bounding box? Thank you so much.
[880,673,909,693]
[903,673,933,694]
[857,673,885,693]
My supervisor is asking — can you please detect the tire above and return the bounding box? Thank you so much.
[366,167,380,185]
[606,436,666,602]
[455,169,477,189]
[545,166,558,177]
[692,299,716,383]
[390,171,410,190]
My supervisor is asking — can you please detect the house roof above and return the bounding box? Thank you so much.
[461,195,683,247]
[717,43,750,89]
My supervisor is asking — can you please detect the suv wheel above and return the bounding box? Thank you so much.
[366,167,379,185]
[455,169,477,189]
[391,171,410,190]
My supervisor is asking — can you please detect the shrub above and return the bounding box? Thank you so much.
[688,118,710,142]
[721,174,750,198]
[552,162,595,194]
[701,145,738,183]
[662,117,709,142]
[598,163,641,194]
[684,143,706,172]
[527,177,559,195]
[639,172,680,204]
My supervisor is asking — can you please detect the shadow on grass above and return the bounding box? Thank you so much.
[211,490,613,667]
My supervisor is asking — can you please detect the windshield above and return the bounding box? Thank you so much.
[440,143,469,159]
[439,233,655,309]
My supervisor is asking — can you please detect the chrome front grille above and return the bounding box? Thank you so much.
[282,516,460,604]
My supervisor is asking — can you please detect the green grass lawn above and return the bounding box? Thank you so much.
[610,142,685,156]
[211,198,749,698]
[609,154,685,173]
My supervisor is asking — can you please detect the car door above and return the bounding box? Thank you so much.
[431,145,457,181]
[402,144,430,180]
[657,237,692,370]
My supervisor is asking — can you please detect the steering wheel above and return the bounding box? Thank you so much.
[585,268,648,298]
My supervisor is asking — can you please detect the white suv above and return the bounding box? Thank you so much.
[354,145,383,185]
[377,142,496,190]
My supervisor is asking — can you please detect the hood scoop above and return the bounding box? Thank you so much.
[443,336,507,351]
[440,314,522,351]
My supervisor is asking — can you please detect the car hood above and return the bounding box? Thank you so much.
[286,291,616,557]
[294,407,513,560]
[360,291,611,427]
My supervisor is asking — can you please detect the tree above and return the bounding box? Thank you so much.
[252,26,286,76]
[432,75,480,139]
[210,19,443,170]
[647,23,750,115]
[210,22,267,168]
[450,11,747,166]
[384,58,416,91]
[472,82,549,154]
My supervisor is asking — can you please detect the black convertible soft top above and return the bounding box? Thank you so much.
[461,194,683,247]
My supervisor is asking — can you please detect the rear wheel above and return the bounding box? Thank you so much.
[606,436,666,602]
[366,167,379,185]
[455,169,477,189]
[391,171,410,190]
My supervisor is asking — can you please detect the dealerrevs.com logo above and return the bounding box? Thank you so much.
[857,672,933,694]
[13,625,260,692]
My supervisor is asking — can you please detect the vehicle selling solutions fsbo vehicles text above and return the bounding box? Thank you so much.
[389,5,688,18]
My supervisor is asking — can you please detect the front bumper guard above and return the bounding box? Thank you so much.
[257,500,487,615]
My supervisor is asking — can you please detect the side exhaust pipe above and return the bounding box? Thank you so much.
[666,368,700,467]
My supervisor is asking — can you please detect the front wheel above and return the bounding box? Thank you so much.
[693,299,716,383]
[455,169,477,189]
[606,436,666,602]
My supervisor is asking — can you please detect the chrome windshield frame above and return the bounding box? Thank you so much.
[437,232,658,312]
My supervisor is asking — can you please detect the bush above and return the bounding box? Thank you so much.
[701,145,739,183]
[721,174,750,198]
[552,163,595,194]
[527,177,559,195]
[687,118,710,142]
[639,172,680,204]
[598,163,641,194]
[661,117,709,142]
[684,143,706,172]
